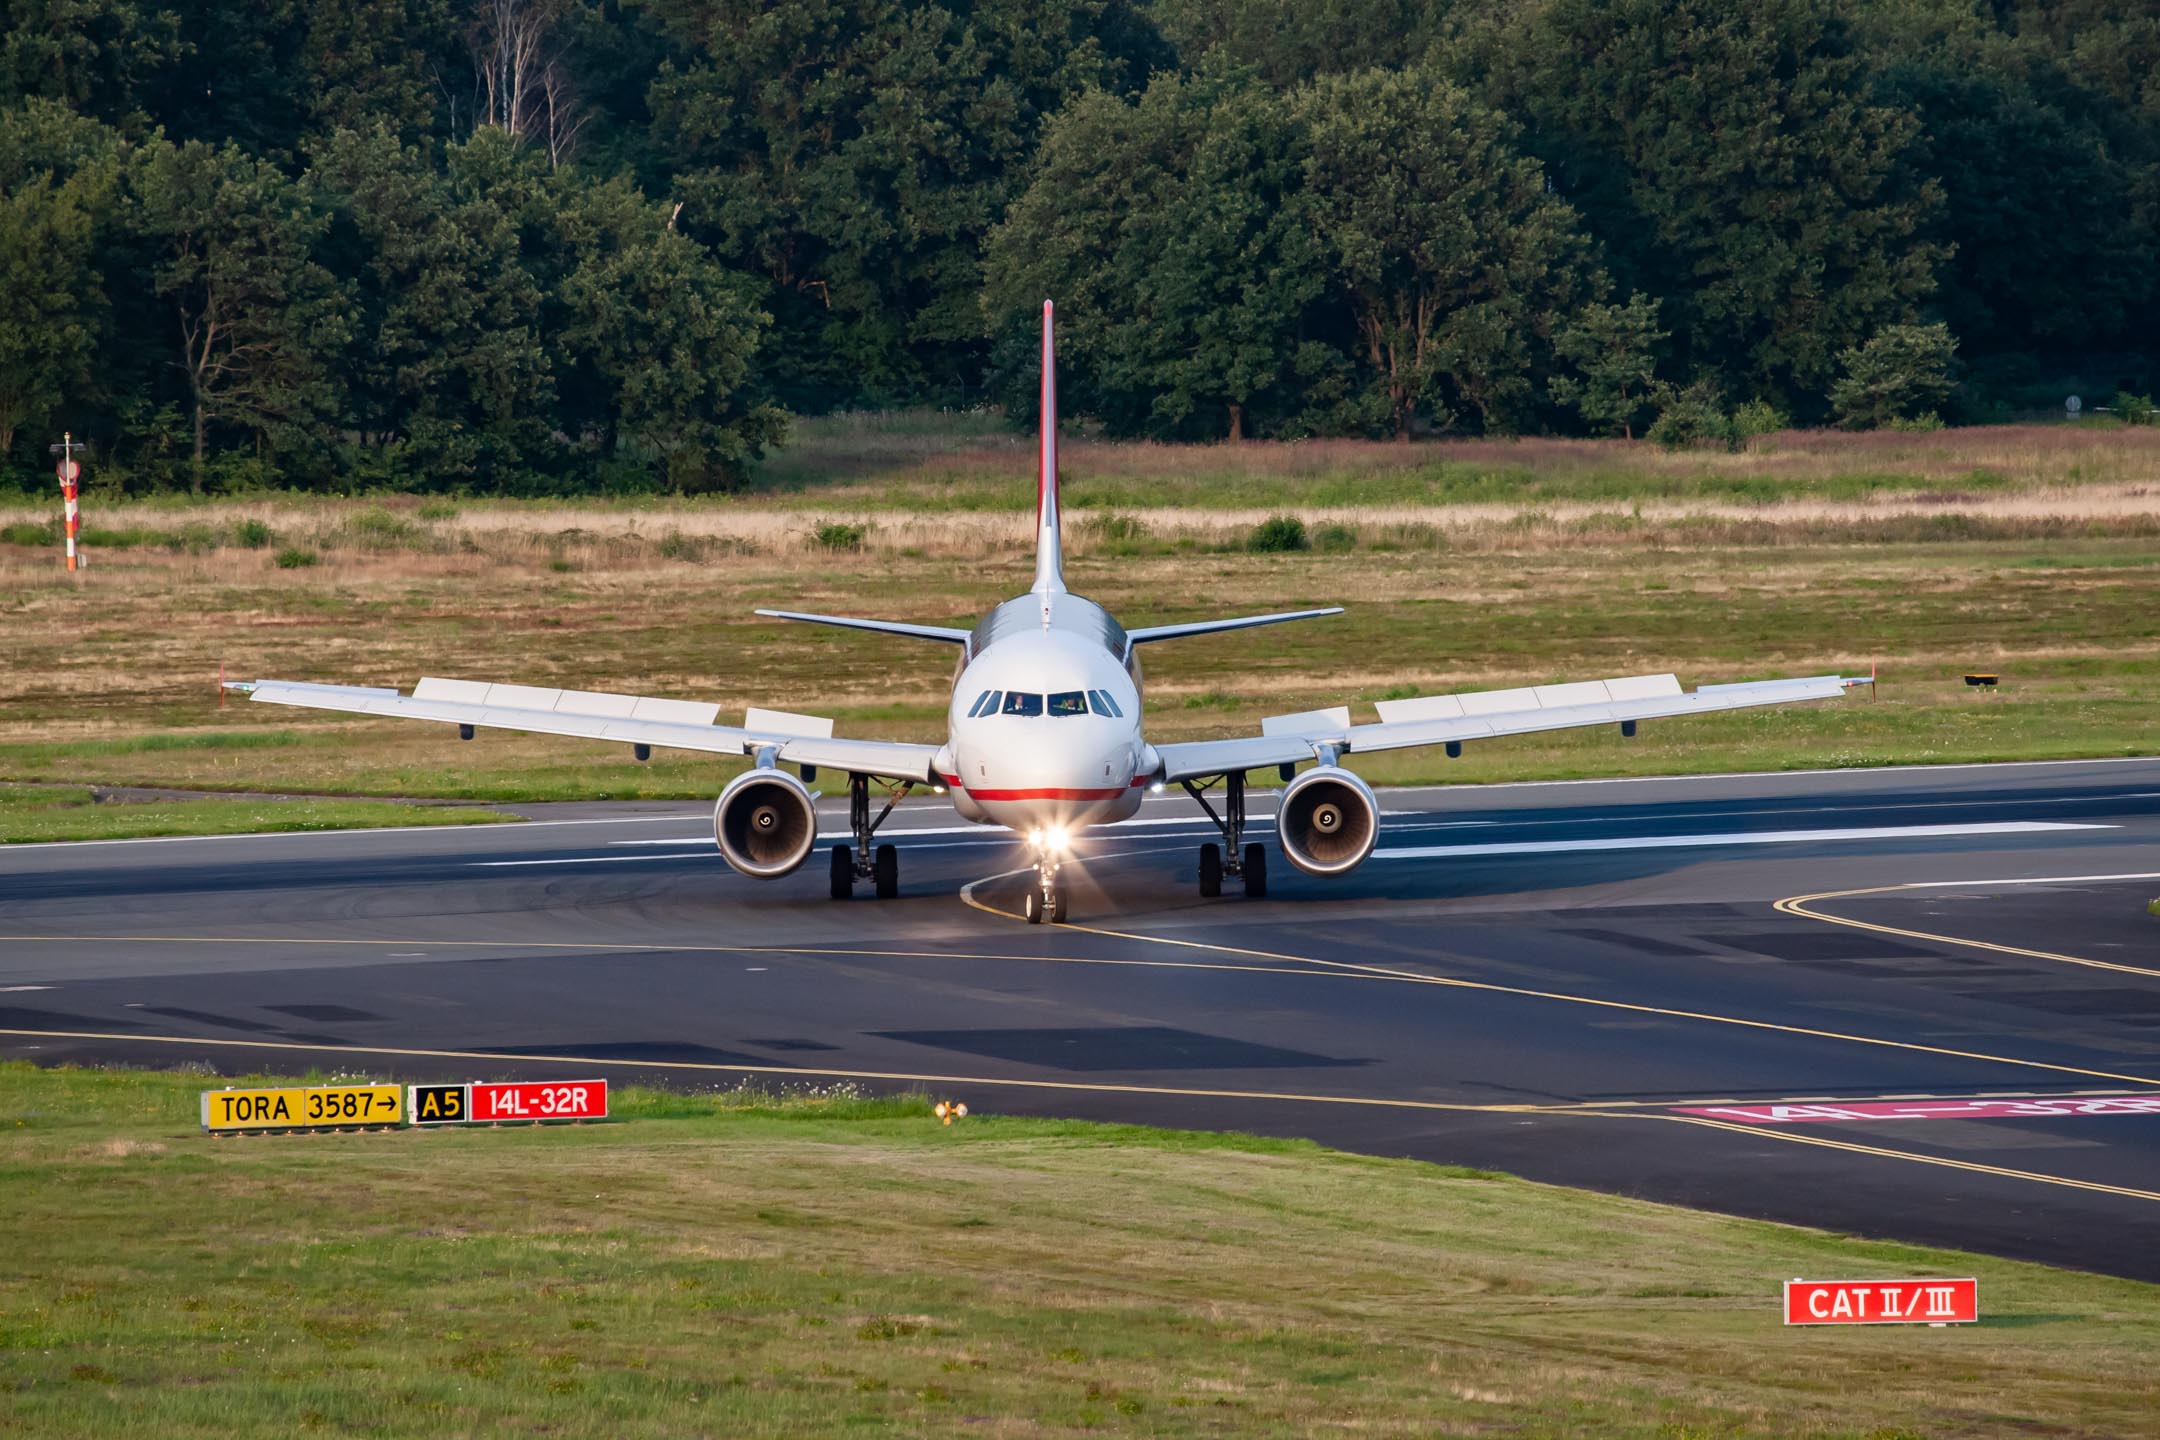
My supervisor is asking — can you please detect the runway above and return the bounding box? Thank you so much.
[5,757,2159,1278]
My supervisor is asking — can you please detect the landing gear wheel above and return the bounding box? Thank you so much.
[1048,880,1068,924]
[1242,843,1268,899]
[874,843,898,899]
[1023,886,1045,924]
[1198,843,1222,898]
[829,845,853,900]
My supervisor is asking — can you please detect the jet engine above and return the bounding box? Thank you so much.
[713,767,819,878]
[1276,765,1378,876]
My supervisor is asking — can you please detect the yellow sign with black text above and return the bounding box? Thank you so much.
[407,1083,470,1126]
[200,1084,403,1132]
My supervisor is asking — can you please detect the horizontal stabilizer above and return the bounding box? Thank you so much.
[755,609,970,644]
[1126,608,1343,645]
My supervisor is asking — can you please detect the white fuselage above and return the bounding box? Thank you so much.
[938,591,1151,836]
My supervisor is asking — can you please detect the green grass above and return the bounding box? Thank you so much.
[2,1062,2156,1437]
[0,783,510,843]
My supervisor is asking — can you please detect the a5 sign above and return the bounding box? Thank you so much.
[1784,1277,1977,1326]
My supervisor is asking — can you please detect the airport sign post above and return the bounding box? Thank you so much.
[469,1079,608,1124]
[1784,1277,1977,1326]
[201,1083,404,1133]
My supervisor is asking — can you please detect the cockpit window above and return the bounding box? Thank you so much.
[967,689,1000,718]
[1000,691,1043,717]
[1087,689,1123,718]
[1047,691,1089,717]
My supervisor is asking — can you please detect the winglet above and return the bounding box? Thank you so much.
[1034,299,1065,596]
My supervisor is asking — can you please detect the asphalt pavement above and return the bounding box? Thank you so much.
[4,756,2158,1278]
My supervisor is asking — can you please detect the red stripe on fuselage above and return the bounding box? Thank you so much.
[941,775,1146,801]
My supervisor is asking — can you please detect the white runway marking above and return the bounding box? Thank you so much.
[1901,870,2160,888]
[0,985,53,992]
[1373,821,2112,861]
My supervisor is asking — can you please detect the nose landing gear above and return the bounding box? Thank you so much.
[1023,843,1069,924]
[829,773,912,900]
[1181,772,1268,899]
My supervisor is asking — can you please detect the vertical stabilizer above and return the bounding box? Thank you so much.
[1034,299,1066,595]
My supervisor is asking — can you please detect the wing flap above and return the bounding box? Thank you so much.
[1374,673,1683,723]
[1154,672,1864,781]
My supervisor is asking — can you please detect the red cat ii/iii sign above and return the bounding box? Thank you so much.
[1784,1278,1977,1326]
[469,1079,609,1123]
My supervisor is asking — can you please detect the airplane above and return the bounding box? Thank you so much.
[226,301,1872,923]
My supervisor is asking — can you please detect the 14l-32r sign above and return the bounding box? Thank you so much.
[470,1079,608,1123]
[1784,1278,1977,1326]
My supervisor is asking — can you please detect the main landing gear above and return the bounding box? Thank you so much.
[1181,772,1268,900]
[829,773,911,900]
[1023,839,1069,925]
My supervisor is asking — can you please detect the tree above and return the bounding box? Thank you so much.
[1148,0,1446,88]
[1295,68,1598,438]
[300,0,459,140]
[1548,294,1666,439]
[1465,0,1946,409]
[134,137,348,487]
[468,0,586,166]
[640,0,1168,408]
[984,67,1327,441]
[1829,322,1956,429]
[0,0,185,129]
[1854,3,2154,358]
[555,177,784,489]
[309,126,555,486]
[0,101,121,463]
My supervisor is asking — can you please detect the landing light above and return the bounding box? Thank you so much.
[1148,782,1164,795]
[1045,826,1069,852]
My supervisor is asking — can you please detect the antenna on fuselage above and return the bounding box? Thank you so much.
[1033,299,1066,599]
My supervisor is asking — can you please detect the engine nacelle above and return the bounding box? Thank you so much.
[713,767,819,878]
[1276,765,1378,877]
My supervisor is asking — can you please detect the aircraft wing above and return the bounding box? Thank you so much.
[1154,672,1868,783]
[227,677,939,783]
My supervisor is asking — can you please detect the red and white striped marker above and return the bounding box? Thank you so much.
[55,435,81,573]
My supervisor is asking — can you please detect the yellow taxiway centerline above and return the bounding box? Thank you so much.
[1661,1113,2160,1204]
[1774,880,2160,978]
[959,870,2160,1090]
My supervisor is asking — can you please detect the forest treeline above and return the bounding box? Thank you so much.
[3,0,2156,493]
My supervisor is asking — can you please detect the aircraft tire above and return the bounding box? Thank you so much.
[829,845,853,899]
[874,844,898,899]
[1242,843,1268,898]
[1198,843,1222,898]
[1049,881,1068,924]
[1024,886,1045,924]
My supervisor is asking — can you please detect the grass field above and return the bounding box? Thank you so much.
[0,783,508,844]
[2,1062,2155,1437]
[0,424,2153,813]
